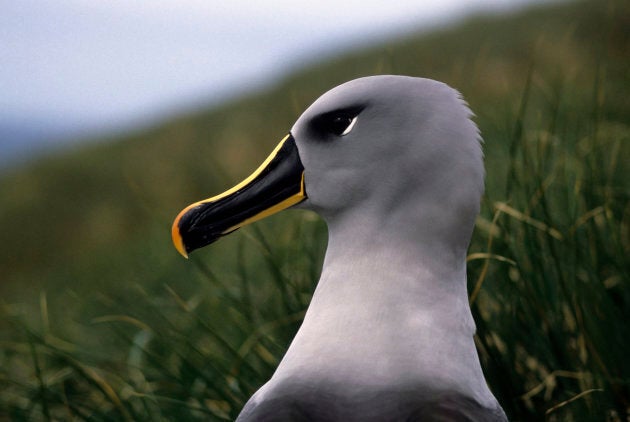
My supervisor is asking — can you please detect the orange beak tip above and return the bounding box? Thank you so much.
[178,248,189,259]
[174,239,189,259]
[171,219,189,259]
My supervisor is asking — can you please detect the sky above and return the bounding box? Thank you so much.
[0,0,558,166]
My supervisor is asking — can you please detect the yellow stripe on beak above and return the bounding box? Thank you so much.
[171,134,306,257]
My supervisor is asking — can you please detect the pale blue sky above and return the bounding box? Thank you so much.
[0,0,558,165]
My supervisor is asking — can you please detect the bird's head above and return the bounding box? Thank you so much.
[172,76,483,258]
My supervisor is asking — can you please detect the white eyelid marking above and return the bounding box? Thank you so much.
[341,116,358,136]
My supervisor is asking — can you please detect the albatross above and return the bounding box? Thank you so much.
[171,76,507,421]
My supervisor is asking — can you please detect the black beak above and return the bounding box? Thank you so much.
[172,134,306,257]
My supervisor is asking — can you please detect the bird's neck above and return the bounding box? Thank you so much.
[318,211,476,340]
[273,209,494,405]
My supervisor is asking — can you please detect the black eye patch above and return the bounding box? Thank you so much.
[310,105,365,139]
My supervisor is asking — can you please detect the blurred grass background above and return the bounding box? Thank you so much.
[1,0,629,420]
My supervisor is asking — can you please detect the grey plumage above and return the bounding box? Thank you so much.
[234,76,506,421]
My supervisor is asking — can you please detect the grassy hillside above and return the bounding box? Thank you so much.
[1,0,629,420]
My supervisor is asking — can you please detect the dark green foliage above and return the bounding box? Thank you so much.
[1,0,628,420]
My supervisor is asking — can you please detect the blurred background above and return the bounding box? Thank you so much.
[2,0,556,169]
[1,0,628,420]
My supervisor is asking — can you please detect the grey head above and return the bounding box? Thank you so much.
[291,76,484,267]
[172,76,506,421]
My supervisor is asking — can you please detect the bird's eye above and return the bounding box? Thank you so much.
[329,115,357,136]
[311,106,364,139]
[313,111,360,138]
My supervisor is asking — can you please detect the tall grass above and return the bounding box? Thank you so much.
[0,215,327,421]
[469,71,629,420]
[1,70,628,421]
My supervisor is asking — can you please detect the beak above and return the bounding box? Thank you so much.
[171,134,306,258]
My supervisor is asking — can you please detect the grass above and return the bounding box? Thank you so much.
[2,218,327,420]
[1,0,628,420]
[469,69,629,419]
